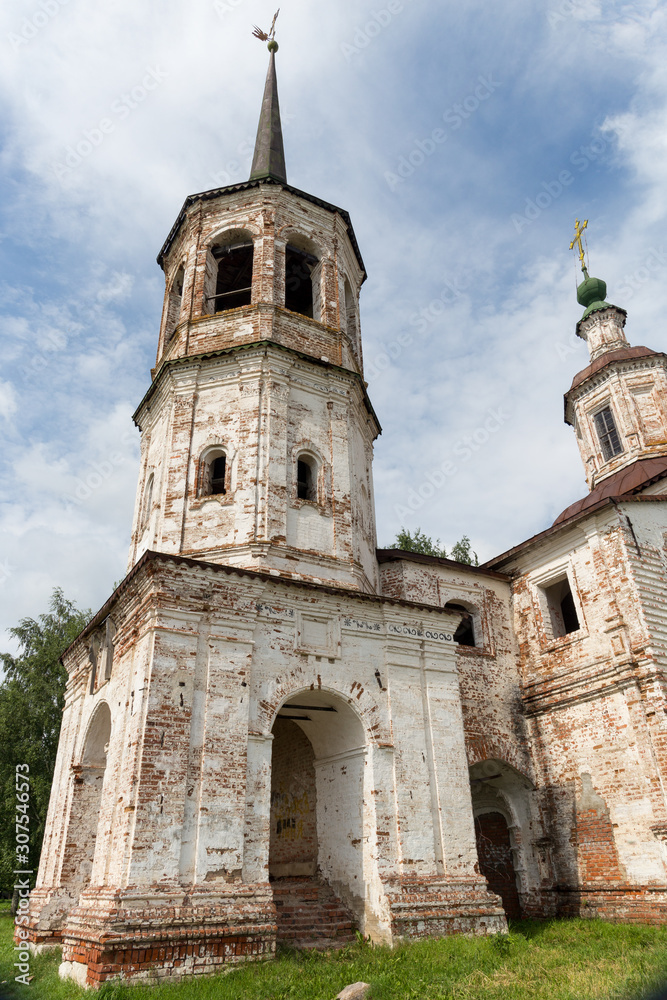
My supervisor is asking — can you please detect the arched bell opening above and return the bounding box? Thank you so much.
[268,690,367,930]
[60,702,112,895]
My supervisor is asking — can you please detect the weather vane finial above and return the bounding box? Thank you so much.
[569,218,589,278]
[252,9,280,50]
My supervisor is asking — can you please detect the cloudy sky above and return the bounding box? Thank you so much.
[1,0,666,649]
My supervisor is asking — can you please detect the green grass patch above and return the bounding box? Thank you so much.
[1,915,666,1000]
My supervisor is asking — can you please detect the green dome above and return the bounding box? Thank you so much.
[577,275,610,320]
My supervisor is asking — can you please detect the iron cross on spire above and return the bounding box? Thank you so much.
[569,218,589,277]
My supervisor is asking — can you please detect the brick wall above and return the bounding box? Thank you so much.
[269,719,317,876]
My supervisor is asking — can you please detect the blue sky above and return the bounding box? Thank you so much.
[1,0,666,650]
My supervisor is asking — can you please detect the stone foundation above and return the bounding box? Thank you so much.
[55,884,276,987]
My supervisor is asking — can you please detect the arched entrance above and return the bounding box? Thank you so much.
[474,811,521,919]
[268,690,366,944]
[60,703,111,891]
[469,758,536,921]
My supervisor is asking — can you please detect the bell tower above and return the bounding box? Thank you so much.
[564,222,667,491]
[127,42,380,592]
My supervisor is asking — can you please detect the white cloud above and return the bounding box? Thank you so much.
[1,0,667,647]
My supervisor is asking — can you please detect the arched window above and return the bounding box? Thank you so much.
[200,449,227,497]
[285,244,320,319]
[446,602,476,647]
[141,473,154,529]
[165,265,184,340]
[297,454,318,502]
[204,236,254,314]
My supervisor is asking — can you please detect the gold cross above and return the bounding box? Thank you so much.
[569,218,589,275]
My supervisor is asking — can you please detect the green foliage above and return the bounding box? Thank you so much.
[388,528,479,566]
[0,589,90,895]
[1,916,667,999]
[449,534,479,566]
[387,528,447,558]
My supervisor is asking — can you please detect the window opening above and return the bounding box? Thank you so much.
[297,457,317,501]
[208,243,253,312]
[543,577,580,637]
[142,473,154,529]
[446,602,475,647]
[210,455,226,495]
[594,407,623,461]
[165,266,184,340]
[285,246,318,317]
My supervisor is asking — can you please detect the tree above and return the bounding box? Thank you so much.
[388,528,479,566]
[0,588,90,896]
[388,527,447,558]
[450,534,479,566]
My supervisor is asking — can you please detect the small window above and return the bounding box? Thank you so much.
[543,578,580,637]
[297,456,317,501]
[446,603,475,647]
[210,456,226,495]
[285,246,318,318]
[210,243,253,312]
[200,450,227,497]
[594,407,623,461]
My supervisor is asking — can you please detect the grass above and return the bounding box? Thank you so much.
[1,911,667,1000]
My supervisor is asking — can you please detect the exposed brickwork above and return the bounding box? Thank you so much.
[29,80,667,988]
[273,877,357,949]
[475,812,521,920]
[270,720,318,876]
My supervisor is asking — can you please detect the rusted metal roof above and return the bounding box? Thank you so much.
[568,346,661,393]
[552,455,667,525]
[484,458,667,570]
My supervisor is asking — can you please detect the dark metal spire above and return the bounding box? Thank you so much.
[249,42,287,185]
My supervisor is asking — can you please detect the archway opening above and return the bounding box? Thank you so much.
[474,811,521,920]
[469,758,535,920]
[269,690,366,936]
[60,703,111,893]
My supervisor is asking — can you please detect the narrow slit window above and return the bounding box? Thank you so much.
[210,243,253,312]
[594,407,623,461]
[297,457,317,501]
[285,246,317,318]
[446,603,475,647]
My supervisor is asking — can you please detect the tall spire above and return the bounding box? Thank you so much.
[249,41,287,185]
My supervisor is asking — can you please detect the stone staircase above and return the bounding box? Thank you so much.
[272,876,358,950]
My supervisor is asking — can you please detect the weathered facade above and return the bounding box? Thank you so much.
[27,46,667,988]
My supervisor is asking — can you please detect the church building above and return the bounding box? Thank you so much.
[26,40,667,988]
